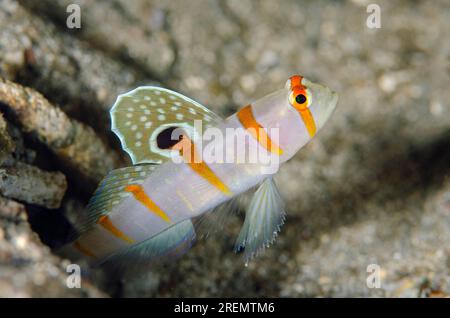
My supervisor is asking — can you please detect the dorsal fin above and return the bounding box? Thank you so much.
[110,86,222,164]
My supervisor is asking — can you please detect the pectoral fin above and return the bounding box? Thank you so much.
[234,177,286,264]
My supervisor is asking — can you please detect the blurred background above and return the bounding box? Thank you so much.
[0,0,449,297]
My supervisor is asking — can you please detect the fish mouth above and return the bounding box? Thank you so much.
[329,90,339,111]
[321,89,338,125]
[307,82,338,130]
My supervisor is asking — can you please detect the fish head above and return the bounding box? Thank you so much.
[284,74,338,136]
[279,74,338,158]
[249,74,338,161]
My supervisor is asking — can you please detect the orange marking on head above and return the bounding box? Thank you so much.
[124,185,172,223]
[290,75,303,88]
[173,136,232,196]
[289,75,317,137]
[73,240,96,258]
[96,215,134,243]
[298,109,316,137]
[237,105,283,156]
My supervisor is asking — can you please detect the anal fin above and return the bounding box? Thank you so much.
[100,219,196,269]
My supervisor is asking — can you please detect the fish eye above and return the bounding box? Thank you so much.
[289,89,309,110]
[295,94,306,104]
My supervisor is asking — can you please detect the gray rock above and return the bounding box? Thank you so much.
[0,162,67,209]
[0,196,105,297]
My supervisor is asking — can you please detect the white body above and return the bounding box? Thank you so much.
[72,76,338,261]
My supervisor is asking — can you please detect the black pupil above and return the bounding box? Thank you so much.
[295,94,306,104]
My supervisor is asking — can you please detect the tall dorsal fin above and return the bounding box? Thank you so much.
[111,86,222,164]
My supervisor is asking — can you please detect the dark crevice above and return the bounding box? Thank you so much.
[26,203,76,249]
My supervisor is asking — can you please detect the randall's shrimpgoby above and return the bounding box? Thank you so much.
[62,75,338,266]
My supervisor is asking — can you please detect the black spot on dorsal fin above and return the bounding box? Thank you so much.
[157,126,184,149]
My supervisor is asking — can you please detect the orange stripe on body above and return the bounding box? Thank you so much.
[237,105,283,155]
[97,215,134,243]
[186,161,232,196]
[173,136,232,196]
[73,240,96,258]
[125,184,172,223]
